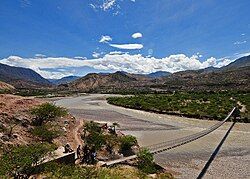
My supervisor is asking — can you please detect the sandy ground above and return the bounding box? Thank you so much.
[55,94,250,179]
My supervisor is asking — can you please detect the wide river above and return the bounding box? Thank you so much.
[55,94,250,179]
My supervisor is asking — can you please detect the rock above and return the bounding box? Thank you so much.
[148,174,157,178]
[96,161,106,167]
[62,127,67,132]
[1,135,10,141]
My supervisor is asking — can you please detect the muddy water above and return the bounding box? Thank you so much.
[55,94,250,179]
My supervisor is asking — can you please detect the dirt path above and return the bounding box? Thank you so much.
[73,119,84,148]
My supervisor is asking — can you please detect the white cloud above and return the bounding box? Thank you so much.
[99,35,112,43]
[0,53,238,79]
[89,3,97,10]
[109,43,143,49]
[74,56,87,60]
[102,0,116,11]
[90,0,136,15]
[92,52,101,58]
[132,32,142,39]
[109,51,124,55]
[234,40,247,45]
[35,54,46,58]
[214,58,232,68]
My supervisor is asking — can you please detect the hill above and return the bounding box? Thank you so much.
[0,63,51,88]
[60,71,156,92]
[147,71,171,78]
[0,81,15,91]
[221,55,250,70]
[49,76,80,85]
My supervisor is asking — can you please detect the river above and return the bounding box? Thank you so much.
[55,94,250,179]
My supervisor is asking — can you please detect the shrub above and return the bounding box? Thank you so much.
[31,103,67,126]
[120,135,137,152]
[31,125,61,143]
[0,143,55,178]
[85,132,106,151]
[137,148,156,174]
[82,121,106,151]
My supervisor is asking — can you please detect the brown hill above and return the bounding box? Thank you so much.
[60,71,154,92]
[0,81,15,91]
[157,66,250,91]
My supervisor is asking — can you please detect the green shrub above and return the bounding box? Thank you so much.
[31,103,67,126]
[120,135,137,151]
[0,143,55,178]
[137,148,156,174]
[31,125,61,143]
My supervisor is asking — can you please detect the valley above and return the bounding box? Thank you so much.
[55,94,250,178]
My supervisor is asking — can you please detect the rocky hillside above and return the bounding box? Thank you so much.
[221,55,250,70]
[0,63,51,88]
[61,71,154,92]
[157,66,250,91]
[0,94,77,148]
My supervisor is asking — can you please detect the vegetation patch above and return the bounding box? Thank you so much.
[107,91,249,122]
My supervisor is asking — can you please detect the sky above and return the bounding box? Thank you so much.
[0,0,249,79]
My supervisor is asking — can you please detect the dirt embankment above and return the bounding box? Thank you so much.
[0,94,79,149]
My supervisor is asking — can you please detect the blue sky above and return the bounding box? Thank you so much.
[0,0,249,78]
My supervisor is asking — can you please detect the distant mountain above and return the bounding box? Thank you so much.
[59,71,154,92]
[49,76,80,85]
[221,55,250,70]
[0,63,51,88]
[159,66,250,91]
[147,71,171,78]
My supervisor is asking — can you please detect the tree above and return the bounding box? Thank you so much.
[0,143,55,178]
[31,103,67,126]
[82,121,105,151]
[137,148,156,174]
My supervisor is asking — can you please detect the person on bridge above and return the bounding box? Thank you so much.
[64,144,73,153]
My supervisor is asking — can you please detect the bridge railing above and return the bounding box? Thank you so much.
[145,107,236,152]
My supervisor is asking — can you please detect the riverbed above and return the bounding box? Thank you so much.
[55,94,250,179]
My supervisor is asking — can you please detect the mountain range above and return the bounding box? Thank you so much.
[61,55,250,92]
[0,55,249,91]
[0,63,51,88]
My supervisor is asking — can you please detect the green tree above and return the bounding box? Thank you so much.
[82,121,105,150]
[31,103,67,126]
[0,143,55,178]
[137,148,156,174]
